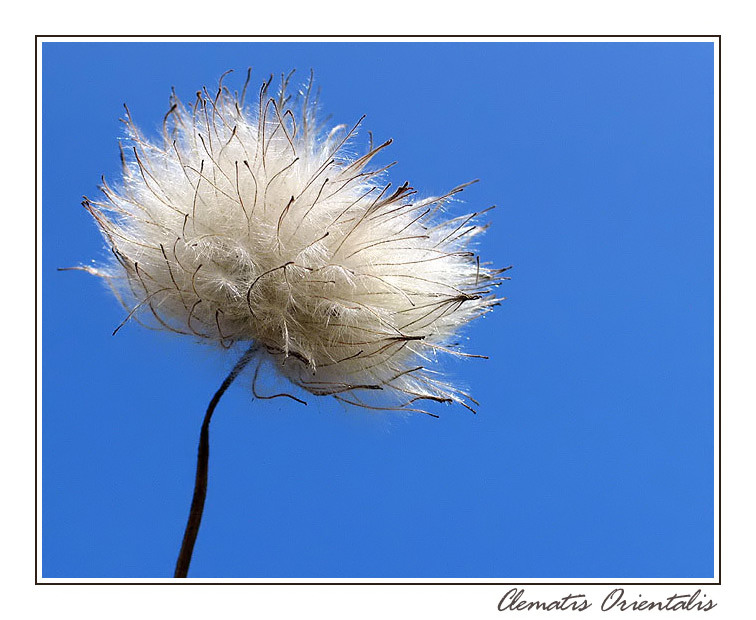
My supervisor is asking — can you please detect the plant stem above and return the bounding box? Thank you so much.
[174,344,258,578]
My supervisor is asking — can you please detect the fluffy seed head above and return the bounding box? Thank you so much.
[82,70,507,415]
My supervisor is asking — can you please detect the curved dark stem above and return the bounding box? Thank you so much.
[174,344,258,578]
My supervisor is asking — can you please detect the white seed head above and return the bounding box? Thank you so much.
[83,70,507,415]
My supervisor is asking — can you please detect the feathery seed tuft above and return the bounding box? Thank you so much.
[82,70,508,415]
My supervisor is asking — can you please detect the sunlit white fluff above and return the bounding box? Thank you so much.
[82,70,507,415]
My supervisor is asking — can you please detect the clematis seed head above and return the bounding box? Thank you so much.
[82,69,508,415]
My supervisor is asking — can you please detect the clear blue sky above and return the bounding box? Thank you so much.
[42,41,715,579]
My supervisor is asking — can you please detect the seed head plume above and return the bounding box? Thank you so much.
[80,69,508,416]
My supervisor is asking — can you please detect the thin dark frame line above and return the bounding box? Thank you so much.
[36,34,721,38]
[35,34,39,587]
[34,34,722,587]
[717,34,722,585]
[38,581,720,586]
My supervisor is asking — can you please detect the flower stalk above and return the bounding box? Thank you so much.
[174,344,258,578]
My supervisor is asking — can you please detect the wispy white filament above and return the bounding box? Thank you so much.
[83,70,507,415]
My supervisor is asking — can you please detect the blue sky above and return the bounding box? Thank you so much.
[42,41,715,579]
